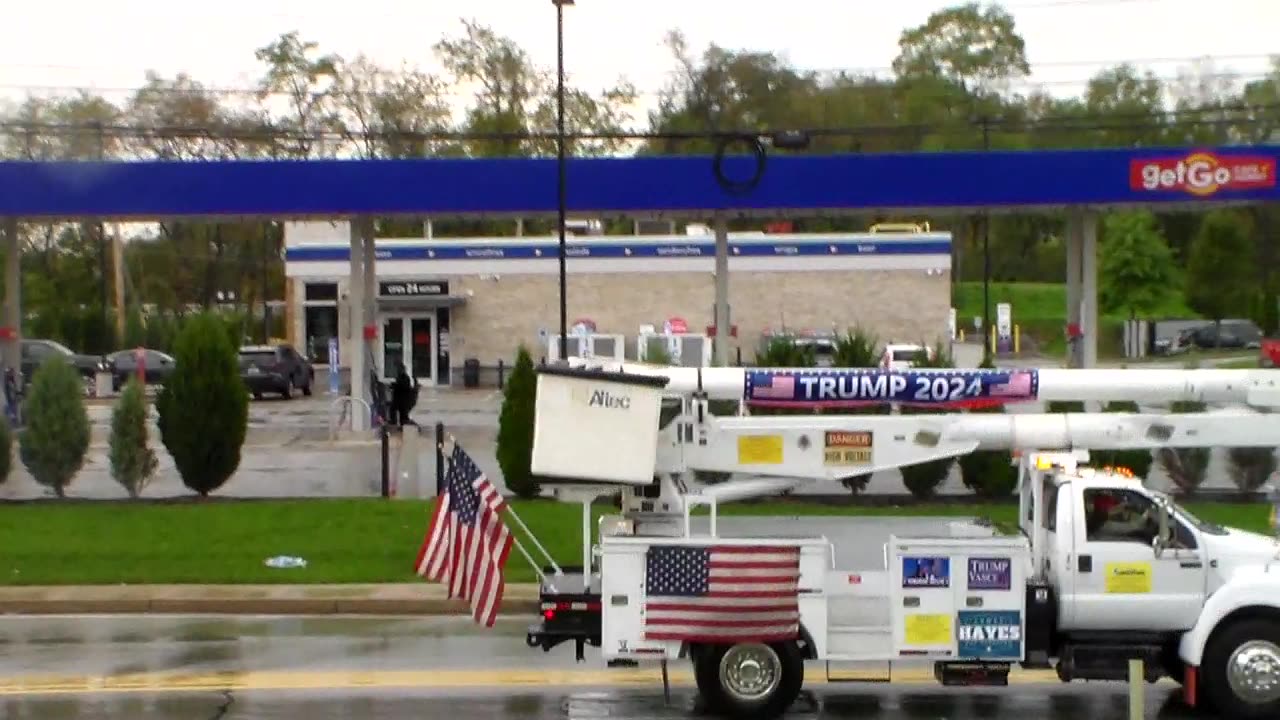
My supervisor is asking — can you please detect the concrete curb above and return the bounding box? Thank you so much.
[0,583,542,616]
[0,598,542,616]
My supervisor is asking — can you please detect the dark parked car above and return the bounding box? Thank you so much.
[108,348,176,391]
[239,344,314,400]
[1187,321,1263,350]
[20,339,110,388]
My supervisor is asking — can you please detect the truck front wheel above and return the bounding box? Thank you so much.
[692,640,803,719]
[1202,619,1280,719]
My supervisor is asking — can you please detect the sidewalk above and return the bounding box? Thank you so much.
[0,583,542,616]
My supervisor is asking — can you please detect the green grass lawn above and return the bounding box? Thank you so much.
[952,281,1200,359]
[0,498,1272,586]
[952,281,1196,323]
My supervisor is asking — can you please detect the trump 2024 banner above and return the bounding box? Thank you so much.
[744,369,1039,409]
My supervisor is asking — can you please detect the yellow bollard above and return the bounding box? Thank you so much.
[1014,325,1020,354]
[1128,658,1144,719]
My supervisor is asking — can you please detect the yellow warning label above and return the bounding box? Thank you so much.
[737,435,783,465]
[823,431,873,466]
[903,613,952,646]
[1104,562,1152,594]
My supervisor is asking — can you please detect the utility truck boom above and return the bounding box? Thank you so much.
[523,361,1280,720]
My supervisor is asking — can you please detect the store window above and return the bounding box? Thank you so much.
[305,282,338,301]
[304,306,339,364]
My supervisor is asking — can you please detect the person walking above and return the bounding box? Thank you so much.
[390,360,418,427]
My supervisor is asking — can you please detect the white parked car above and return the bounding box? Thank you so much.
[879,343,933,370]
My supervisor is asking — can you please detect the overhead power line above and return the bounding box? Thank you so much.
[2,52,1271,78]
[2,100,1275,149]
[0,71,1270,104]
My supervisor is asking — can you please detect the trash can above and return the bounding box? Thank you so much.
[94,370,114,398]
[463,358,481,388]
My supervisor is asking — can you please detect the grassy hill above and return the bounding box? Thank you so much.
[952,281,1199,357]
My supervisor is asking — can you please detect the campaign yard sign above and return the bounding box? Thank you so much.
[957,611,1022,660]
[902,556,950,588]
[968,557,1012,591]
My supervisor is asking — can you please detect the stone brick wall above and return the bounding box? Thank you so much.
[447,269,950,368]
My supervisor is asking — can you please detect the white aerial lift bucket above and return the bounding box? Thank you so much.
[530,365,669,486]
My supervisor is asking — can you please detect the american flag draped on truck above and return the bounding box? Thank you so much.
[641,545,802,643]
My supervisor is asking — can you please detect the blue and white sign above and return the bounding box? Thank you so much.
[743,369,1039,407]
[285,238,952,262]
[328,338,340,395]
[957,611,1022,660]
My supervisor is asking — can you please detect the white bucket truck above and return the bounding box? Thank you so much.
[523,361,1280,719]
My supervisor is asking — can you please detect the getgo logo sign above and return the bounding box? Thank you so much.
[1130,152,1275,197]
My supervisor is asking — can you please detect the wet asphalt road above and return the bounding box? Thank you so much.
[0,684,1207,720]
[0,615,1216,720]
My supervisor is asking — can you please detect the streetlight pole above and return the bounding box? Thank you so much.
[980,117,992,364]
[553,0,573,361]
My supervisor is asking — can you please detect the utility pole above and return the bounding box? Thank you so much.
[94,122,109,349]
[980,117,992,365]
[553,0,574,361]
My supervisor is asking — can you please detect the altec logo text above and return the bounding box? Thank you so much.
[1130,152,1276,196]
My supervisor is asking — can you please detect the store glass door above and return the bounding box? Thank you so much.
[382,317,406,379]
[410,317,434,384]
[381,315,435,385]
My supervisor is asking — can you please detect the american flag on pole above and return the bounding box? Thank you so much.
[642,545,801,643]
[749,373,797,401]
[989,370,1036,398]
[414,443,513,627]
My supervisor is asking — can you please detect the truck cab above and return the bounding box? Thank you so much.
[1021,455,1280,718]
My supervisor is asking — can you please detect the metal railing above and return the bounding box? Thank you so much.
[328,395,372,441]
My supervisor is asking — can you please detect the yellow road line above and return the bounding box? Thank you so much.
[0,667,1082,697]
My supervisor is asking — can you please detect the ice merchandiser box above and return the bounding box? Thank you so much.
[530,365,669,486]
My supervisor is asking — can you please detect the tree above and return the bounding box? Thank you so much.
[497,345,539,499]
[109,376,158,498]
[832,328,885,495]
[898,344,958,500]
[1088,401,1155,479]
[122,305,147,349]
[1155,400,1212,496]
[155,312,249,496]
[1186,210,1257,342]
[18,356,90,497]
[892,2,1030,121]
[957,359,1018,498]
[1099,211,1179,318]
[1226,447,1277,494]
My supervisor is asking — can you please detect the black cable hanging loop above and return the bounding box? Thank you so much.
[712,133,768,197]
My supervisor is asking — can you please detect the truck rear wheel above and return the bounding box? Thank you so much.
[693,640,803,719]
[1202,619,1280,719]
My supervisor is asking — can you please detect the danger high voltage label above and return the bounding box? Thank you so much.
[823,431,872,466]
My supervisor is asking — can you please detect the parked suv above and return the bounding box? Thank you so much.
[20,339,110,388]
[238,344,314,400]
[1187,320,1263,350]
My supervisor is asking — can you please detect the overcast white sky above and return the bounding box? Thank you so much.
[2,0,1277,126]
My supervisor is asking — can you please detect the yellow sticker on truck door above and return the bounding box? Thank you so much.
[1104,562,1152,593]
[903,613,953,645]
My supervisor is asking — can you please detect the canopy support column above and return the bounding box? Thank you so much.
[348,218,368,431]
[2,217,19,377]
[713,215,731,367]
[361,218,378,379]
[1065,209,1099,372]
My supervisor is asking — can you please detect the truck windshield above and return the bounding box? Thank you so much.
[1159,495,1228,536]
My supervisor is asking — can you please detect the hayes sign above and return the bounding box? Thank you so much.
[1130,152,1275,197]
